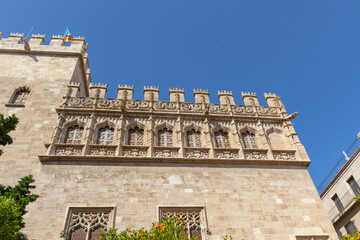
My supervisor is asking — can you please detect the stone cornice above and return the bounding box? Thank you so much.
[38,155,310,167]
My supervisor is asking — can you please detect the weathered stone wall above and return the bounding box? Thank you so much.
[24,163,337,240]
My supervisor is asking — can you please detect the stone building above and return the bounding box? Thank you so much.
[319,134,360,236]
[0,32,337,240]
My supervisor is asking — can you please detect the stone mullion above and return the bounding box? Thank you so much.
[230,119,244,159]
[147,116,154,157]
[176,117,185,158]
[203,118,215,158]
[83,113,96,155]
[116,115,125,156]
[257,120,274,160]
[47,112,66,155]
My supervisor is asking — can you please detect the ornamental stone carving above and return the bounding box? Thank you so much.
[273,150,296,160]
[89,146,116,157]
[243,149,268,160]
[67,97,95,108]
[55,145,83,156]
[123,146,148,157]
[214,149,239,159]
[185,148,210,158]
[154,147,179,158]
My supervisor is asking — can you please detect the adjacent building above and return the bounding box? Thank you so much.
[319,134,360,236]
[0,32,338,240]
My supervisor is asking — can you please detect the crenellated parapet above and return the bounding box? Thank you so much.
[193,89,210,103]
[143,86,160,101]
[169,88,185,102]
[264,93,284,109]
[217,90,235,105]
[117,85,134,100]
[89,83,108,98]
[241,92,259,106]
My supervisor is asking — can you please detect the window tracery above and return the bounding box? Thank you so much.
[64,125,84,144]
[160,208,204,240]
[242,131,258,149]
[186,129,201,148]
[97,126,114,145]
[214,130,230,148]
[60,208,113,240]
[128,127,144,145]
[158,128,173,147]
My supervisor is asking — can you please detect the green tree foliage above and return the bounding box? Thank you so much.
[0,175,39,240]
[0,113,19,156]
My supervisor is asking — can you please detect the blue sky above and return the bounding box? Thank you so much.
[1,0,360,189]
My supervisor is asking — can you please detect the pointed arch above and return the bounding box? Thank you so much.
[60,119,86,144]
[155,122,174,147]
[94,120,117,145]
[239,125,258,149]
[8,86,31,105]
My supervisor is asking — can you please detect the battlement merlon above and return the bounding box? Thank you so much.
[264,93,285,108]
[67,82,81,97]
[169,88,185,102]
[29,34,46,45]
[143,86,160,101]
[193,89,210,103]
[118,85,134,100]
[217,90,235,105]
[89,83,108,98]
[241,91,259,106]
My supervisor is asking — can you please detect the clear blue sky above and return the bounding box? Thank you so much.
[1,0,360,189]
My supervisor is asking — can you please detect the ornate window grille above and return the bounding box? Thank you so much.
[214,130,230,148]
[60,207,115,240]
[65,126,84,144]
[158,128,173,147]
[159,207,206,240]
[128,127,144,145]
[97,126,114,145]
[9,86,30,105]
[187,129,201,148]
[242,131,258,149]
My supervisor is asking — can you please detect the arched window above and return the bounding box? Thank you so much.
[128,127,144,145]
[214,130,230,148]
[64,125,84,144]
[187,129,201,148]
[97,126,114,145]
[9,87,30,105]
[242,131,257,149]
[158,128,173,147]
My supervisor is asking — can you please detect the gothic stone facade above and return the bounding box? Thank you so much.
[0,32,337,240]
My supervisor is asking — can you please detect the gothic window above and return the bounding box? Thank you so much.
[97,126,114,145]
[242,131,258,149]
[128,127,144,145]
[214,130,230,148]
[187,129,201,148]
[158,128,173,147]
[64,125,84,144]
[8,86,30,105]
[159,207,205,240]
[61,207,114,240]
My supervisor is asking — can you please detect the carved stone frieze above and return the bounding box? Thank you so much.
[89,145,116,156]
[180,102,203,113]
[243,149,268,160]
[209,104,229,114]
[256,106,279,116]
[272,150,296,160]
[153,101,177,112]
[232,105,254,115]
[184,148,210,158]
[55,144,84,156]
[123,146,148,157]
[126,100,150,111]
[97,98,124,110]
[214,149,239,159]
[67,97,95,108]
[154,147,179,158]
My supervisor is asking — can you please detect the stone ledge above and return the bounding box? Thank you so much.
[38,155,311,167]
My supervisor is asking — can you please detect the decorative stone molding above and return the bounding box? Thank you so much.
[272,150,296,160]
[243,149,268,160]
[55,144,84,156]
[295,235,329,240]
[154,146,180,158]
[123,145,149,157]
[184,148,210,158]
[214,148,239,159]
[89,145,117,157]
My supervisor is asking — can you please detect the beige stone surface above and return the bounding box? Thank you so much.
[0,33,337,240]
